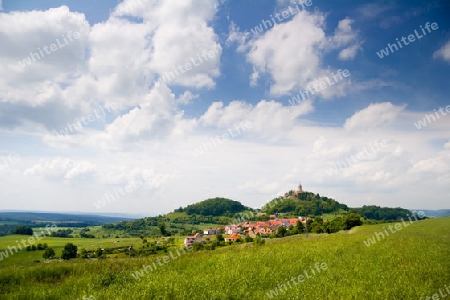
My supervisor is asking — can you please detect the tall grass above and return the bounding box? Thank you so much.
[0,218,448,299]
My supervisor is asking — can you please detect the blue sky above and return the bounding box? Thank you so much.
[0,0,449,215]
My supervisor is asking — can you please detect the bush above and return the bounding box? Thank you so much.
[192,242,204,251]
[42,248,55,259]
[61,243,77,260]
[254,236,265,245]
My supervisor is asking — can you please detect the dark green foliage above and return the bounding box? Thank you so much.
[192,242,203,251]
[343,213,363,230]
[61,243,77,260]
[51,229,73,238]
[37,243,48,250]
[158,221,168,236]
[351,205,412,221]
[181,197,249,216]
[42,248,55,259]
[262,192,348,216]
[14,225,33,235]
[277,226,287,237]
[216,234,224,242]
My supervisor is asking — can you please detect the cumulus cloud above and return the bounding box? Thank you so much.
[229,10,361,96]
[112,0,222,89]
[344,102,406,131]
[433,40,450,63]
[0,6,90,106]
[200,99,314,138]
[24,158,96,180]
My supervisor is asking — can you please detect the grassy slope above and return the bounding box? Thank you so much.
[0,218,448,299]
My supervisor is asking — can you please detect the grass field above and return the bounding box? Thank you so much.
[0,218,448,299]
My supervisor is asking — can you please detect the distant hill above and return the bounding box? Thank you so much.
[175,197,252,217]
[0,211,132,231]
[414,209,450,218]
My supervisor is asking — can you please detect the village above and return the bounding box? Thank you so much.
[183,216,312,246]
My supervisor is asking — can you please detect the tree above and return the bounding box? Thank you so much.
[215,234,225,243]
[158,222,167,236]
[343,213,362,230]
[277,226,287,237]
[43,248,55,259]
[61,243,78,260]
[14,225,33,235]
[295,220,304,233]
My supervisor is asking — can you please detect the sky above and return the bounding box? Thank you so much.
[0,0,449,215]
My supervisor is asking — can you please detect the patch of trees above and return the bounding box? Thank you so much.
[305,213,362,234]
[178,198,250,216]
[80,228,95,238]
[50,229,73,238]
[26,243,48,251]
[262,192,349,216]
[14,225,33,235]
[350,205,412,221]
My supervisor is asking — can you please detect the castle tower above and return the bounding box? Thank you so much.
[298,182,303,193]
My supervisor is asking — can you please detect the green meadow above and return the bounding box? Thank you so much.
[0,218,449,299]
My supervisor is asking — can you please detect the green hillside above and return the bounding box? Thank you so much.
[0,218,448,299]
[175,197,252,216]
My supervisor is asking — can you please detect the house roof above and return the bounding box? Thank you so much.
[230,233,241,239]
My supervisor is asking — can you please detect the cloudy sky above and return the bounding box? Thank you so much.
[0,0,449,215]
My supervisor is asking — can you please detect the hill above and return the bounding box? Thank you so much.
[175,197,252,216]
[0,212,133,237]
[262,191,348,215]
[415,209,450,218]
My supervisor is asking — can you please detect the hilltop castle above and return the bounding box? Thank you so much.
[284,182,303,198]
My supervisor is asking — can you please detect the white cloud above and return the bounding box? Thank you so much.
[0,6,90,106]
[24,158,96,180]
[112,0,222,89]
[344,102,406,131]
[433,40,450,63]
[200,99,314,138]
[231,11,361,96]
[176,91,199,105]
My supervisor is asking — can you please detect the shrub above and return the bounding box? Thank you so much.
[61,243,77,260]
[42,248,55,259]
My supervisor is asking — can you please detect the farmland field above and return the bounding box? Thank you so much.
[0,218,448,299]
